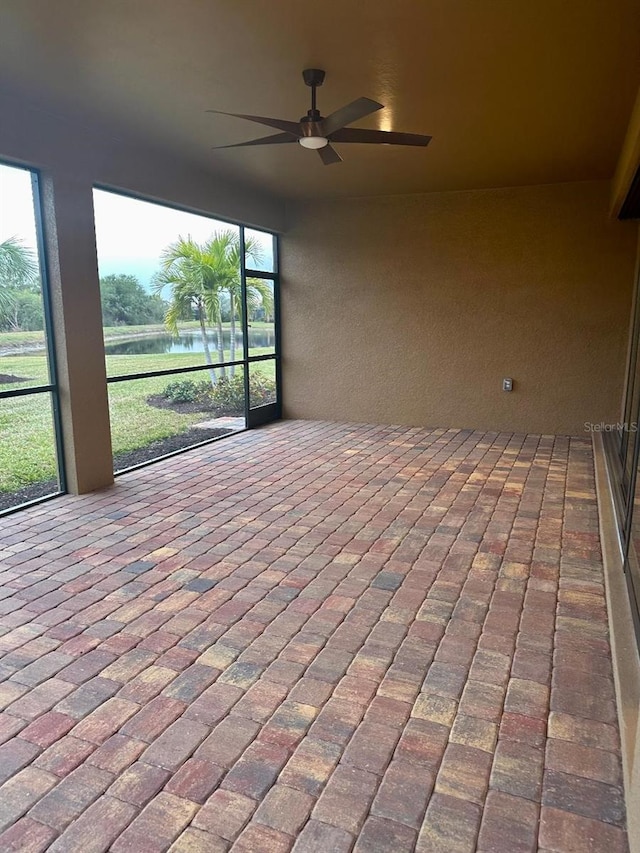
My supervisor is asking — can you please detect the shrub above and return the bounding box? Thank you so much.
[163,379,201,403]
[162,370,276,415]
[209,373,245,413]
[248,371,276,408]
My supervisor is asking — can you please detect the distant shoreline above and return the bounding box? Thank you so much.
[0,327,169,357]
[0,321,272,357]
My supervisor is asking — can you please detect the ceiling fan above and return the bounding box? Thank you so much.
[208,69,432,165]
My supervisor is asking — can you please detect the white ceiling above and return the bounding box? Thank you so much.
[1,0,639,200]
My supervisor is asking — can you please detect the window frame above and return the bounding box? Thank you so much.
[92,185,281,475]
[0,165,66,516]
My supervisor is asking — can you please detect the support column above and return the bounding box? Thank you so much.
[39,171,113,494]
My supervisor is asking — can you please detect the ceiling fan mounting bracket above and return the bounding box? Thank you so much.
[302,69,325,88]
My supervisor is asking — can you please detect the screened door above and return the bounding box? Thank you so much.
[242,228,281,429]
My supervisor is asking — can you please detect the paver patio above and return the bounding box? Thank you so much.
[0,420,628,852]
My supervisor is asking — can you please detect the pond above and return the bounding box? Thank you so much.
[104,329,275,355]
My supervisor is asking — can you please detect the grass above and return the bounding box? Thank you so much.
[0,394,58,492]
[0,333,276,495]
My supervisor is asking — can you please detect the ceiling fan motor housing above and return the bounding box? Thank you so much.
[302,68,325,87]
[299,114,324,136]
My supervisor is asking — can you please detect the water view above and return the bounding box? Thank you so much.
[104,329,275,356]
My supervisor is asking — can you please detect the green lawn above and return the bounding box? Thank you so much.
[0,342,276,494]
[0,393,58,492]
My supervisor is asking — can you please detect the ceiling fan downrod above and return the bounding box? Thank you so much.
[302,68,325,122]
[299,68,327,147]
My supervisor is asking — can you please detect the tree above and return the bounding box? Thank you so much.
[0,237,39,331]
[100,274,165,326]
[153,234,229,385]
[153,230,268,383]
[13,291,44,331]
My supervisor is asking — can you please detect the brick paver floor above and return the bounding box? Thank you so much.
[0,420,628,852]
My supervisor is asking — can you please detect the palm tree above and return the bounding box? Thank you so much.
[153,236,224,385]
[0,237,38,331]
[153,230,259,384]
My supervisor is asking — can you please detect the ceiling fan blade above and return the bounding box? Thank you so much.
[329,127,432,147]
[213,132,298,149]
[321,97,383,136]
[207,110,300,136]
[317,144,343,166]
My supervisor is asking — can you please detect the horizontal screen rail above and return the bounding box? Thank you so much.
[244,269,278,280]
[0,384,55,400]
[107,354,278,384]
[246,354,277,363]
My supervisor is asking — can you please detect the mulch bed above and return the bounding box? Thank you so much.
[146,394,244,419]
[146,394,215,415]
[113,426,233,471]
[0,480,59,512]
[0,373,31,384]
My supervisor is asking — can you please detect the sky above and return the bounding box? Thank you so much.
[0,164,38,253]
[0,163,274,291]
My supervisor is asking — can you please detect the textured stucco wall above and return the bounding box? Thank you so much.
[281,181,638,435]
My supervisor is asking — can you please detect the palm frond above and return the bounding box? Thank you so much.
[247,278,274,317]
[164,292,196,337]
[243,234,266,270]
[0,237,38,288]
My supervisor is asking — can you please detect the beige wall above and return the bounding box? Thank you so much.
[281,181,638,435]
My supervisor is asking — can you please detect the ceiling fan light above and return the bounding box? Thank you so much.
[299,136,328,150]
